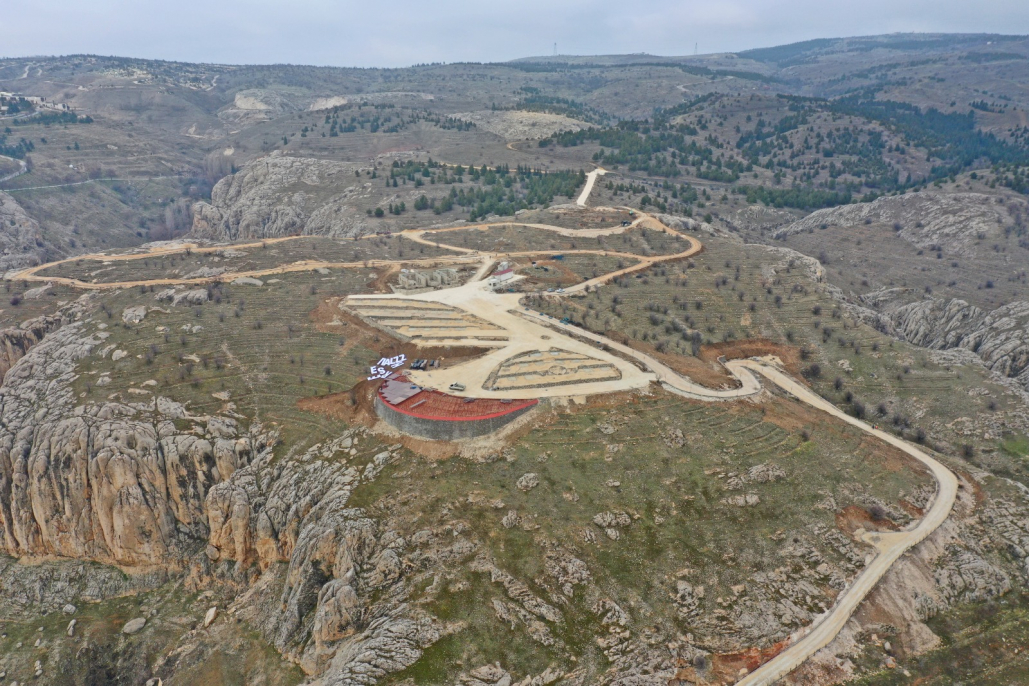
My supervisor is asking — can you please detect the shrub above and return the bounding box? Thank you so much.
[802,363,822,379]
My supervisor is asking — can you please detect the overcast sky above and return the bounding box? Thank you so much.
[4,0,1028,68]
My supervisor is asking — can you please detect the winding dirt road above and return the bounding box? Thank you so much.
[9,208,697,292]
[726,361,958,685]
[517,306,957,683]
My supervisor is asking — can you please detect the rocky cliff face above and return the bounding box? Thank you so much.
[0,316,264,567]
[191,155,372,241]
[889,298,1029,388]
[0,191,48,272]
[836,291,1029,392]
[204,433,447,684]
[0,301,446,683]
[0,314,62,381]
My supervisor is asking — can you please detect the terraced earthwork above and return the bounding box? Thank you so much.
[484,347,621,390]
[342,297,508,345]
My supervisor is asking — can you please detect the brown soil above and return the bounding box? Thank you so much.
[860,434,930,478]
[759,394,825,433]
[367,264,400,293]
[594,333,804,389]
[898,499,926,518]
[654,348,737,388]
[958,468,986,510]
[699,338,805,378]
[836,504,901,537]
[298,382,461,460]
[676,640,789,684]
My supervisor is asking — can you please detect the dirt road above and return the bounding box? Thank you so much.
[0,156,27,184]
[729,360,957,685]
[576,167,606,206]
[10,209,695,291]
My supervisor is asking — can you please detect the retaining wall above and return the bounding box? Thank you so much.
[374,394,536,440]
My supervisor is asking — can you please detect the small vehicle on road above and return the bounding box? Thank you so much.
[449,382,466,392]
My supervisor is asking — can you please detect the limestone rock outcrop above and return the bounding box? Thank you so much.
[773,191,1019,253]
[0,192,47,272]
[0,314,63,381]
[191,156,372,241]
[0,320,263,567]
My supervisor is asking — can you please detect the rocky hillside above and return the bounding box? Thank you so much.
[0,192,47,272]
[191,155,375,241]
[773,191,1023,253]
[769,187,1029,392]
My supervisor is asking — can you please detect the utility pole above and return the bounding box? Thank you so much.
[554,42,557,56]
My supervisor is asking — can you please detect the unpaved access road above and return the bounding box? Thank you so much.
[0,156,27,184]
[507,308,958,684]
[9,208,696,292]
[728,360,957,686]
[576,167,606,206]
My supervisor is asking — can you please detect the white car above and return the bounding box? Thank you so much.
[449,382,466,392]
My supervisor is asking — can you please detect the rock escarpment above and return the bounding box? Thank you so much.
[0,191,47,272]
[890,299,1029,387]
[191,155,372,241]
[207,435,445,683]
[844,294,1029,391]
[0,319,264,567]
[0,314,63,381]
[0,307,442,684]
[769,190,1029,391]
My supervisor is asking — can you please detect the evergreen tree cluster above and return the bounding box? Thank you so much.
[0,129,34,159]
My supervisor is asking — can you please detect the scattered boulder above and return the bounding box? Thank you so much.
[23,283,52,299]
[183,266,226,279]
[122,617,146,635]
[502,511,519,529]
[155,288,209,306]
[593,511,631,528]
[121,306,147,324]
[722,494,761,507]
[516,473,540,492]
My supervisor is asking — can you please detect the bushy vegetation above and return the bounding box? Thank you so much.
[542,123,748,179]
[390,161,585,220]
[734,184,853,209]
[0,130,34,159]
[11,111,93,127]
[506,90,610,125]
